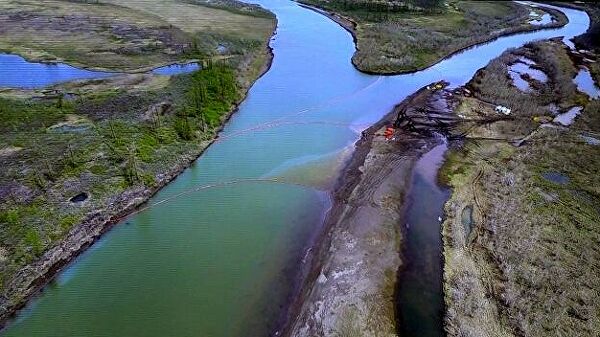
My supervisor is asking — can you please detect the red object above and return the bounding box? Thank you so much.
[384,127,394,140]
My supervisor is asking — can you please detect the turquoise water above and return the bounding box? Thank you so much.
[0,1,589,336]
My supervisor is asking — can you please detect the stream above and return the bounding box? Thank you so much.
[0,1,589,337]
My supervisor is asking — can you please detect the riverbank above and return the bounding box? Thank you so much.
[553,1,600,83]
[441,39,600,336]
[0,38,276,331]
[284,18,599,336]
[284,83,451,337]
[298,0,567,74]
[0,0,274,72]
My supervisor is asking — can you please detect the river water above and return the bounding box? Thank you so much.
[0,2,588,337]
[397,142,450,337]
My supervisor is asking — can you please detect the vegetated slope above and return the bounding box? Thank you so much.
[441,39,600,336]
[299,0,566,74]
[0,0,275,325]
[0,0,274,71]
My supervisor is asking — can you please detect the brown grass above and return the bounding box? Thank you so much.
[300,0,565,73]
[0,0,275,71]
[441,39,600,336]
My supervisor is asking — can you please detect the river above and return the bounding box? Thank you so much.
[0,1,589,336]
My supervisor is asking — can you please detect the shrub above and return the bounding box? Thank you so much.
[174,116,195,140]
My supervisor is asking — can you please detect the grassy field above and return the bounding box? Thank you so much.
[0,0,275,71]
[0,0,275,321]
[300,0,566,73]
[441,40,600,336]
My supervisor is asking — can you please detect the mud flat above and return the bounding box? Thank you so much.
[285,84,452,337]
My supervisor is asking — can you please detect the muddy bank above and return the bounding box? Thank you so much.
[283,84,452,337]
[0,45,275,328]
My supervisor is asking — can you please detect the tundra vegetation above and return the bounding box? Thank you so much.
[0,0,274,71]
[441,39,600,336]
[300,0,566,73]
[0,0,275,318]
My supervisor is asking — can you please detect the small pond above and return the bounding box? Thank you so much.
[70,192,89,203]
[553,106,582,126]
[461,205,474,237]
[508,58,548,91]
[542,172,569,185]
[574,67,600,99]
[0,53,200,88]
[529,10,553,26]
[580,134,600,146]
[152,62,201,76]
[0,54,113,88]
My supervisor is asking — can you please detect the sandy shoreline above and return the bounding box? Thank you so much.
[0,43,276,328]
[282,84,448,336]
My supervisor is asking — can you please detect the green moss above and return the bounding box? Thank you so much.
[0,209,20,227]
[89,164,108,175]
[59,214,81,231]
[23,229,43,256]
[438,147,471,186]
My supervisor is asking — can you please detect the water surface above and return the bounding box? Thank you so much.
[574,66,600,99]
[397,142,450,337]
[554,106,583,126]
[0,53,200,88]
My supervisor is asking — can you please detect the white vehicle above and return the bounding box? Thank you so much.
[495,105,512,115]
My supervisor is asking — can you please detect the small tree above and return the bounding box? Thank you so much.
[123,143,140,185]
[174,108,195,140]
